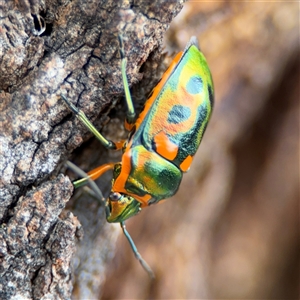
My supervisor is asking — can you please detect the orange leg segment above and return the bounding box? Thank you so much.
[124,120,135,131]
[113,140,126,150]
[87,163,115,181]
[73,163,115,188]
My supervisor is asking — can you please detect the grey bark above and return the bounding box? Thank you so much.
[0,0,185,299]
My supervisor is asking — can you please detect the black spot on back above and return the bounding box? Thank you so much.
[167,105,191,124]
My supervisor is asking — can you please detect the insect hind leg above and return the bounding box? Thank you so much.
[61,94,118,150]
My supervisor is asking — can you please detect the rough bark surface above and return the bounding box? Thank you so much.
[0,0,184,299]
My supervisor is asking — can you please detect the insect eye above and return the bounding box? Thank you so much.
[109,192,121,201]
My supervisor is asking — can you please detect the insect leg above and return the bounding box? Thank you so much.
[61,94,119,150]
[120,221,155,279]
[118,35,136,129]
[72,163,115,189]
[66,161,105,202]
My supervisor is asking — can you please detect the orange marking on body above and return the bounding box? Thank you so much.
[111,149,150,206]
[133,51,183,131]
[111,149,156,206]
[180,155,193,172]
[147,89,200,140]
[112,150,132,191]
[87,163,115,180]
[154,131,178,161]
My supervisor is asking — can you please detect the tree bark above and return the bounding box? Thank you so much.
[0,0,184,299]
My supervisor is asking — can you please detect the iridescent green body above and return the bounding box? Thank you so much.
[111,37,214,213]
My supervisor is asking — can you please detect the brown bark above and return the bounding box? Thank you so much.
[0,0,184,299]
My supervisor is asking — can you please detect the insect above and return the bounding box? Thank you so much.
[62,35,214,278]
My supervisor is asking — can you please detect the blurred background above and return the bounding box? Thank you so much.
[100,1,299,299]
